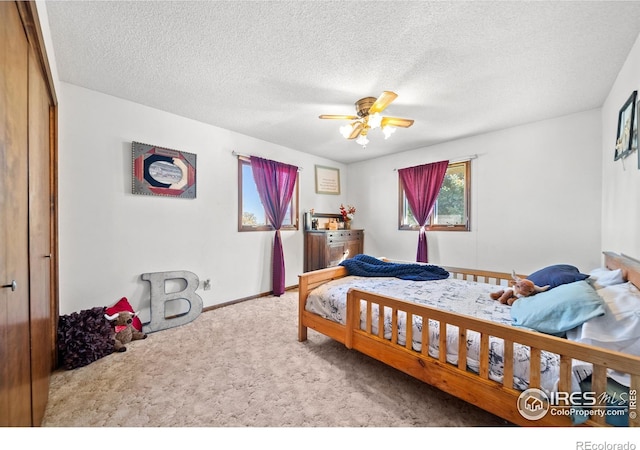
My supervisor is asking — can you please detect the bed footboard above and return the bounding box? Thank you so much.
[345,287,640,427]
[298,266,348,342]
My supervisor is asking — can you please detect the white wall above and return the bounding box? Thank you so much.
[348,109,603,274]
[38,1,638,317]
[57,83,348,316]
[601,32,640,258]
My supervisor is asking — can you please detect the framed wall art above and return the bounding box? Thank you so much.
[314,165,341,195]
[614,90,637,161]
[132,141,197,198]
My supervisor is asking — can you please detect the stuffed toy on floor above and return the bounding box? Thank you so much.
[104,310,147,352]
[490,271,550,306]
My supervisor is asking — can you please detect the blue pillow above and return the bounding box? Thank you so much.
[527,264,589,289]
[511,280,605,336]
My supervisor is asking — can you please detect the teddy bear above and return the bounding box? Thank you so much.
[490,271,550,306]
[104,310,147,352]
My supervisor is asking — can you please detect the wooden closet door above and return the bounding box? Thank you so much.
[0,0,33,426]
[28,46,53,426]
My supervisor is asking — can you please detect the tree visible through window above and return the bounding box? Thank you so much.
[399,161,470,231]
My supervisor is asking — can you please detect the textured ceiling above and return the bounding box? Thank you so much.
[45,1,640,164]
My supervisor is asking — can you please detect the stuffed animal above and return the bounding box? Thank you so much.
[104,310,147,352]
[490,271,550,306]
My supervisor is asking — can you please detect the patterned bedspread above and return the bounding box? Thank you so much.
[305,275,562,394]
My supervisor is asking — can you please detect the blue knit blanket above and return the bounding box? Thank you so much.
[339,254,450,281]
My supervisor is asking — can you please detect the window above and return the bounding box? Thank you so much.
[238,158,299,231]
[399,160,470,231]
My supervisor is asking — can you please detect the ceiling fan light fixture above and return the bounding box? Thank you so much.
[356,134,369,148]
[339,124,354,138]
[382,125,396,139]
[368,112,382,129]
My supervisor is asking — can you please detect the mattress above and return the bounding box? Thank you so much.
[305,275,562,394]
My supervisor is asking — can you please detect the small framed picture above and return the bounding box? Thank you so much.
[614,90,637,161]
[132,141,197,198]
[314,165,341,195]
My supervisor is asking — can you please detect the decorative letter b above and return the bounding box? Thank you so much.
[141,270,203,333]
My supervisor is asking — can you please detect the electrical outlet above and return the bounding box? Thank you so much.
[203,279,211,290]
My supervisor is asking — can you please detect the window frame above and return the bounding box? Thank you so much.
[237,157,299,232]
[398,160,470,232]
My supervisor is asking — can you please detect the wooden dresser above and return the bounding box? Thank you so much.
[303,229,364,272]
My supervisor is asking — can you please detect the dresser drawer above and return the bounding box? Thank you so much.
[326,230,363,243]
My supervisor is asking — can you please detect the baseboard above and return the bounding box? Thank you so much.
[203,284,298,312]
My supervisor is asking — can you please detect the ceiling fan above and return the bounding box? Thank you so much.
[319,91,414,148]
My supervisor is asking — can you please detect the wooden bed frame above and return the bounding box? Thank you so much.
[298,251,640,427]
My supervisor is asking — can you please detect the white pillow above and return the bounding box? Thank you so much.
[567,281,640,387]
[567,282,640,349]
[587,267,625,290]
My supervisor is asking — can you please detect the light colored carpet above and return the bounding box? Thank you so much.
[42,290,510,427]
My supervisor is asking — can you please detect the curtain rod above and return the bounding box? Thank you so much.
[393,154,477,171]
[232,150,303,171]
[232,150,250,161]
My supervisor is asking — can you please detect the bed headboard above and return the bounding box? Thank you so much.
[603,251,640,290]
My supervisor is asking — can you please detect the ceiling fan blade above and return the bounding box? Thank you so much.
[368,91,398,114]
[319,114,359,120]
[381,116,414,128]
[348,122,364,139]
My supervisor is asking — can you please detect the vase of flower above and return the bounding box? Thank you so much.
[339,204,356,230]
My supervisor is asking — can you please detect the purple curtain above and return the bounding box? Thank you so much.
[250,156,298,296]
[398,160,449,263]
